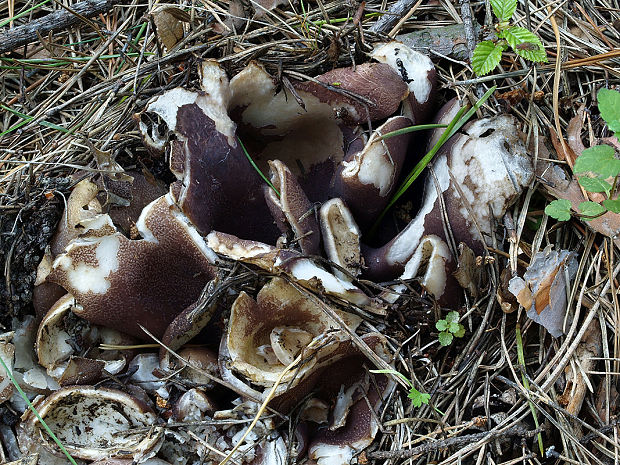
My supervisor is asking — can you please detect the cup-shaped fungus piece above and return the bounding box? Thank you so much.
[136,61,278,243]
[228,43,429,204]
[335,116,413,227]
[35,294,135,385]
[96,170,167,237]
[265,333,395,465]
[364,113,534,283]
[225,277,362,390]
[18,386,161,461]
[33,179,103,319]
[46,194,217,339]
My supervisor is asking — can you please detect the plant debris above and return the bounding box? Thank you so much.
[1,0,620,464]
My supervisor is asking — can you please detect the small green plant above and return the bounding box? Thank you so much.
[546,88,620,222]
[436,311,465,346]
[472,0,547,76]
[369,369,430,408]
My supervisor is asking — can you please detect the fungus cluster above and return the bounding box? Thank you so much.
[7,41,535,464]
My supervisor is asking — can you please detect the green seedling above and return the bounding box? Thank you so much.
[369,369,430,407]
[546,88,620,222]
[436,311,465,346]
[472,0,547,76]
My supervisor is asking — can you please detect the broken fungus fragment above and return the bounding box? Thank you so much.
[226,277,362,390]
[0,332,15,403]
[36,294,134,385]
[320,198,363,281]
[18,386,161,461]
[508,247,577,337]
[264,159,320,255]
[207,231,382,311]
[47,194,217,339]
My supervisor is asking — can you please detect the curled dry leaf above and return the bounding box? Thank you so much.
[452,242,481,298]
[558,318,602,416]
[152,6,189,51]
[508,246,577,337]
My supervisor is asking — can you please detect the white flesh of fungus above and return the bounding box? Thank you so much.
[371,42,434,104]
[54,234,120,295]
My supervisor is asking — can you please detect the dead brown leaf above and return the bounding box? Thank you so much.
[152,7,188,51]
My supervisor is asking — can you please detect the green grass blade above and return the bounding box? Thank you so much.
[374,123,448,142]
[1,104,69,138]
[0,356,78,465]
[238,137,280,198]
[0,0,52,28]
[368,86,496,238]
[369,368,414,388]
[516,324,544,455]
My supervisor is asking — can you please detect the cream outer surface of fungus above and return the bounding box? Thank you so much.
[381,114,534,269]
[18,386,161,461]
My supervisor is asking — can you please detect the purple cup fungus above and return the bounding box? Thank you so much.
[44,193,217,339]
[224,277,362,389]
[220,277,395,465]
[358,106,535,302]
[137,60,279,243]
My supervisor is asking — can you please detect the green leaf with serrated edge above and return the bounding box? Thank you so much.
[448,321,460,333]
[574,144,620,177]
[472,41,504,76]
[545,199,572,221]
[579,201,606,220]
[408,388,430,408]
[454,325,466,338]
[446,311,459,323]
[598,88,620,133]
[499,26,548,62]
[603,198,620,213]
[578,176,612,196]
[436,320,448,331]
[439,331,453,346]
[490,0,517,21]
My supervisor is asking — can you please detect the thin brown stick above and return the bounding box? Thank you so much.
[367,426,544,459]
[0,0,122,55]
